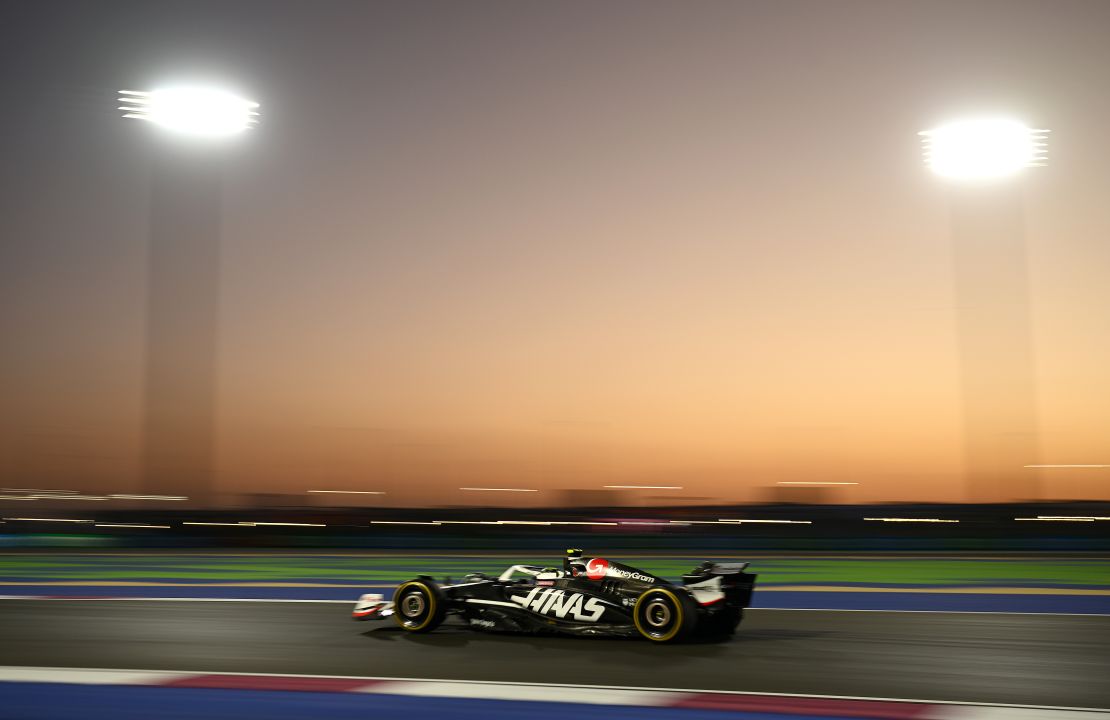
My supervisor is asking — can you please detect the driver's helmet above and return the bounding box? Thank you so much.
[536,567,563,582]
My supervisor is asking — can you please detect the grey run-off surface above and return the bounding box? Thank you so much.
[0,600,1107,709]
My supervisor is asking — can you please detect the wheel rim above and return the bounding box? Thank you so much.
[644,599,672,629]
[634,590,685,641]
[401,592,426,618]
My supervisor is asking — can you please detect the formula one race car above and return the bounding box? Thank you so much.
[353,549,756,643]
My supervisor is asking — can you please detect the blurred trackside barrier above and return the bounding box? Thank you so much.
[1,501,1108,551]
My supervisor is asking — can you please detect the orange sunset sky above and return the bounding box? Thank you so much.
[1,0,1108,504]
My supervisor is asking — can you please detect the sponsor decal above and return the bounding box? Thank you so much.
[511,587,606,622]
[585,557,609,580]
[586,557,654,584]
[613,567,654,583]
[469,618,497,629]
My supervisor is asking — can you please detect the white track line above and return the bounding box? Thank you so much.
[0,666,1106,713]
[363,680,676,706]
[0,667,193,685]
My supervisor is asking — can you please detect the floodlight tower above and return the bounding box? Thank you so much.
[120,87,259,507]
[920,118,1048,502]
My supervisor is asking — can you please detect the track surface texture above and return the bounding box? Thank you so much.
[1,600,1108,709]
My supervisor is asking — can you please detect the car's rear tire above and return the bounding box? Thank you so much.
[393,580,446,633]
[632,588,697,643]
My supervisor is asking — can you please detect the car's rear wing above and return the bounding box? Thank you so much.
[682,561,749,581]
[682,561,757,607]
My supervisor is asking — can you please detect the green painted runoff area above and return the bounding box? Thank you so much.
[0,554,1107,588]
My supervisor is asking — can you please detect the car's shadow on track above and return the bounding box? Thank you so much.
[727,628,832,643]
[359,623,828,652]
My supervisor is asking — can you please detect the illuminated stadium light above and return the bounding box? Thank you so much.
[863,517,960,523]
[603,485,684,490]
[920,119,1047,180]
[1014,517,1095,522]
[458,487,539,492]
[1037,515,1110,521]
[119,88,260,137]
[108,494,188,501]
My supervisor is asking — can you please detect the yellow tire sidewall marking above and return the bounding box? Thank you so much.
[632,588,684,642]
[393,581,437,631]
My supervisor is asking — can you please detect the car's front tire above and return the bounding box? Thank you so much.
[632,588,697,643]
[393,579,446,633]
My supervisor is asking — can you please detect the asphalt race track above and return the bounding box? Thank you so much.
[1,600,1108,709]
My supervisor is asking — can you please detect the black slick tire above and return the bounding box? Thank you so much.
[632,587,697,643]
[393,579,446,633]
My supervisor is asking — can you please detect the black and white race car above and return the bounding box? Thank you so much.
[353,549,756,642]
